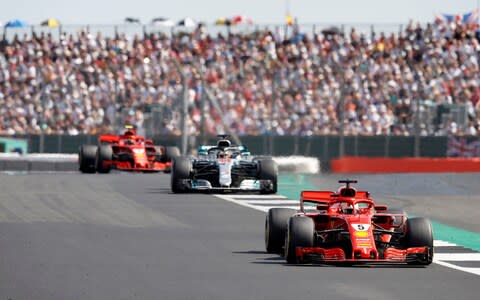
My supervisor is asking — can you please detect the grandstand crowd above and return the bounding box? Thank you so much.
[1,19,480,136]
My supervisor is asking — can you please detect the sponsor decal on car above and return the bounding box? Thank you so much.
[352,224,370,231]
[354,231,369,237]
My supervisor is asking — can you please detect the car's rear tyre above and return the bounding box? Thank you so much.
[163,146,181,173]
[96,145,112,174]
[265,208,297,254]
[405,217,434,265]
[79,145,97,173]
[171,157,192,193]
[285,216,314,264]
[258,159,278,194]
[165,146,181,161]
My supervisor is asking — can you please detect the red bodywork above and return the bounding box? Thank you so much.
[293,186,430,264]
[98,130,172,172]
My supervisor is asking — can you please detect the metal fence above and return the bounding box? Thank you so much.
[13,134,480,160]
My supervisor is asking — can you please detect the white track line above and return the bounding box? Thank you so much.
[241,200,298,205]
[434,260,480,276]
[214,194,271,212]
[434,240,458,247]
[434,253,480,261]
[229,195,287,199]
[264,206,300,210]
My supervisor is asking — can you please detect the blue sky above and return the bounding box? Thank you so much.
[1,0,479,25]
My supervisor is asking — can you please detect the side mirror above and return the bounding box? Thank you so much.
[374,205,388,212]
[316,204,329,211]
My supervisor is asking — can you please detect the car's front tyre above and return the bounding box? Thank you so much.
[285,216,314,264]
[171,157,192,193]
[265,208,297,254]
[405,217,434,265]
[96,145,112,174]
[258,159,278,194]
[79,145,97,173]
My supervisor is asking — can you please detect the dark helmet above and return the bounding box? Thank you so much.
[217,150,226,158]
[217,139,231,150]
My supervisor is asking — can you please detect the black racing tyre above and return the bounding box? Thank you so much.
[96,145,113,174]
[165,146,181,161]
[285,216,315,264]
[171,157,192,193]
[163,147,181,173]
[405,217,434,265]
[78,145,97,173]
[258,159,278,194]
[265,208,297,254]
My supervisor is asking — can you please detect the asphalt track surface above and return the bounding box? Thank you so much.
[0,173,479,300]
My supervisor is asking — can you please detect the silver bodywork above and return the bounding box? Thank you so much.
[187,146,269,191]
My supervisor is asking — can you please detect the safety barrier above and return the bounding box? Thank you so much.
[0,153,320,174]
[7,153,480,173]
[272,156,320,174]
[11,134,480,166]
[331,157,480,173]
[0,153,78,172]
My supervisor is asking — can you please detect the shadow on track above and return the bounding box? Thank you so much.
[145,187,173,194]
[233,250,286,265]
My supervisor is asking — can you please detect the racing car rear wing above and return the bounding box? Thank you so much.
[301,190,382,212]
[301,190,371,202]
[99,135,120,144]
[301,191,332,201]
[300,191,333,212]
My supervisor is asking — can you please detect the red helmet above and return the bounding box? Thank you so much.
[124,130,135,137]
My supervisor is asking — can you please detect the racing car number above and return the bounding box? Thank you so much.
[352,224,370,231]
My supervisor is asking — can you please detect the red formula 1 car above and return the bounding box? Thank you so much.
[78,126,180,173]
[265,180,433,265]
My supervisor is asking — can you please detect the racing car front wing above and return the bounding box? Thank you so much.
[184,179,274,193]
[108,160,172,172]
[295,246,431,264]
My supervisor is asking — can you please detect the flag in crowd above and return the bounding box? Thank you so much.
[447,136,480,157]
[436,9,479,24]
[286,14,294,26]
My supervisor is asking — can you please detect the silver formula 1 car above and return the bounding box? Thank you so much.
[171,135,277,194]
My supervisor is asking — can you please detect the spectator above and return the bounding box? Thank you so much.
[0,20,479,136]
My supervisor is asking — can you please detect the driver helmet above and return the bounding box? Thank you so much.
[217,140,231,150]
[124,132,136,145]
[217,150,226,158]
[124,130,135,137]
[341,203,354,214]
[224,150,233,158]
